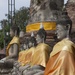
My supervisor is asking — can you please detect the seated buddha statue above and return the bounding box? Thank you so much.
[18,32,37,74]
[23,23,52,75]
[12,37,30,75]
[31,23,52,68]
[0,25,20,69]
[20,32,37,66]
[44,18,75,75]
[18,37,29,66]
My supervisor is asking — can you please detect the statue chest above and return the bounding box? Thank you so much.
[9,44,14,55]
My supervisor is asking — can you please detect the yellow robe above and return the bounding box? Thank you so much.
[44,38,75,75]
[6,36,19,56]
[31,43,51,67]
[23,47,35,65]
[18,49,28,66]
[18,47,35,66]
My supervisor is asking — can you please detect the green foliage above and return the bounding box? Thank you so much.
[0,30,4,48]
[0,6,29,49]
[0,24,11,49]
[5,24,10,32]
[14,7,30,31]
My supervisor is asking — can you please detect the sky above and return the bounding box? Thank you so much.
[0,0,68,29]
[0,0,30,21]
[0,0,30,29]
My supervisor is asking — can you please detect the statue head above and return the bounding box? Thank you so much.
[56,19,72,40]
[36,23,47,44]
[20,42,24,51]
[28,32,36,48]
[23,37,29,50]
[10,25,20,37]
[19,30,25,38]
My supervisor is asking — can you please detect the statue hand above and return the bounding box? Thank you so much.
[1,58,6,61]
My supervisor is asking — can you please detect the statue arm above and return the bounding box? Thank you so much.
[6,44,19,60]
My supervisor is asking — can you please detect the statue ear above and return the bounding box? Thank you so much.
[67,24,70,38]
[33,43,34,47]
[42,34,45,43]
[15,30,17,36]
[27,44,29,49]
[67,24,70,33]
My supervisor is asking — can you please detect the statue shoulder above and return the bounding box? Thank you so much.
[36,43,52,51]
[37,43,49,47]
[50,39,75,57]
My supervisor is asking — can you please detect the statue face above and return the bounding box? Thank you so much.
[20,44,24,50]
[29,42,33,48]
[23,44,27,50]
[56,24,67,40]
[10,29,15,37]
[36,34,43,44]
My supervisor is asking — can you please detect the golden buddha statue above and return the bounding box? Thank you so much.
[18,33,37,74]
[31,23,52,67]
[44,18,75,75]
[23,23,52,75]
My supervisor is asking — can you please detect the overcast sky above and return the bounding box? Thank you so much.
[0,0,30,21]
[0,0,68,21]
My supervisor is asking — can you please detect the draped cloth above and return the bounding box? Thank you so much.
[31,43,51,67]
[26,22,56,32]
[44,38,75,75]
[18,50,27,65]
[22,47,35,66]
[6,36,19,56]
[18,47,35,66]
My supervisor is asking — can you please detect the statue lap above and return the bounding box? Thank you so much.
[0,43,19,74]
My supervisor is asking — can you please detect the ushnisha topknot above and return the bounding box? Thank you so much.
[37,24,47,41]
[31,32,34,37]
[40,23,44,29]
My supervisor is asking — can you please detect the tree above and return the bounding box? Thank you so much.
[0,20,11,49]
[0,6,29,49]
[14,7,30,31]
[0,30,4,49]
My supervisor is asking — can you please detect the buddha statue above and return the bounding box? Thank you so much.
[23,23,52,75]
[31,23,51,67]
[12,37,30,75]
[18,37,29,65]
[0,25,20,69]
[44,18,75,75]
[19,33,36,66]
[17,33,37,74]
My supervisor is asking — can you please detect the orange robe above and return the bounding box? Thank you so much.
[31,43,51,67]
[23,47,35,65]
[18,50,28,65]
[44,38,75,75]
[6,36,19,56]
[18,47,35,66]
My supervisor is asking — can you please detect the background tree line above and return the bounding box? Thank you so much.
[0,6,30,49]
